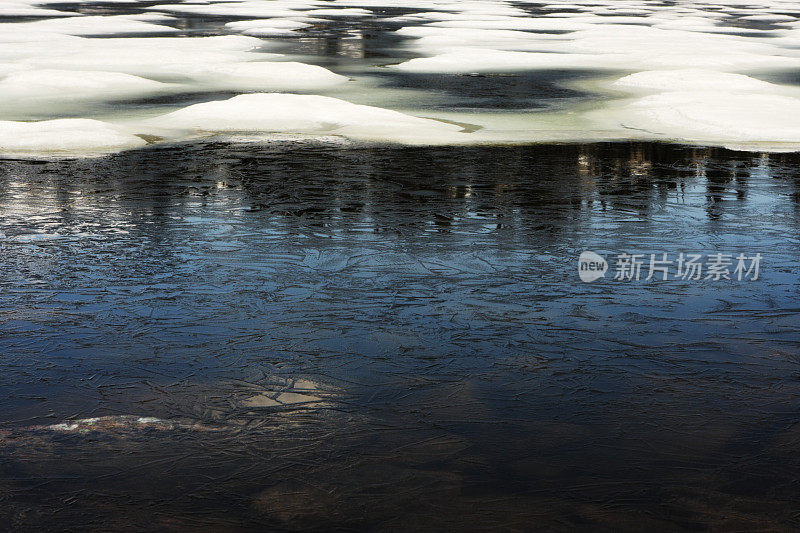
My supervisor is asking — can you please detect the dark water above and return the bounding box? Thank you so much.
[1,142,800,531]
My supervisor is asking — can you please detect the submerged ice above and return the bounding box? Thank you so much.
[0,0,799,153]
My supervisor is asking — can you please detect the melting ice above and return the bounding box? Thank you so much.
[1,0,800,154]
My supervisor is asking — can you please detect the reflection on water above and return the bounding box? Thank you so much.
[1,142,800,530]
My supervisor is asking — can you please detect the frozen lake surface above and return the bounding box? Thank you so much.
[1,0,800,152]
[1,142,800,530]
[2,0,800,530]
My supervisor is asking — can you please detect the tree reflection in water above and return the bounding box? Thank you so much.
[0,142,799,531]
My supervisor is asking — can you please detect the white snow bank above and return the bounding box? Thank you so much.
[393,48,607,73]
[611,69,778,93]
[0,15,179,36]
[150,93,464,141]
[615,92,800,144]
[0,119,146,152]
[147,2,308,18]
[595,69,800,146]
[18,0,153,3]
[0,3,78,16]
[18,36,270,77]
[427,17,595,31]
[224,18,311,35]
[740,14,796,21]
[0,63,31,76]
[0,31,85,63]
[307,7,372,16]
[225,19,312,31]
[236,28,301,37]
[555,66,800,149]
[0,69,170,100]
[0,30,340,96]
[394,26,567,53]
[187,61,348,91]
[394,22,800,73]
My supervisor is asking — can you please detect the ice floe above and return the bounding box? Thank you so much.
[612,92,800,145]
[226,19,312,31]
[394,24,800,72]
[147,1,313,18]
[0,3,79,17]
[149,93,464,142]
[0,0,799,153]
[0,15,179,36]
[393,48,604,73]
[583,68,800,149]
[610,69,780,93]
[0,119,147,153]
[225,18,312,36]
[16,36,269,77]
[186,61,349,91]
[0,69,170,101]
[309,7,373,17]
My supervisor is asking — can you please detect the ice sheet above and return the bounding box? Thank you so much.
[617,91,800,144]
[0,0,799,153]
[0,69,170,101]
[149,93,464,142]
[185,61,349,91]
[0,119,146,152]
[0,15,179,36]
[611,69,780,92]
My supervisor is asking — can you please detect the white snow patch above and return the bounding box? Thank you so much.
[225,19,312,31]
[225,18,311,35]
[427,17,595,31]
[187,61,348,91]
[149,93,464,142]
[740,14,796,21]
[48,423,79,431]
[611,69,779,93]
[0,119,147,152]
[0,15,179,36]
[0,3,79,16]
[393,48,607,73]
[394,22,800,73]
[147,2,309,18]
[308,7,372,17]
[137,417,163,424]
[238,28,300,36]
[0,69,170,100]
[18,36,270,77]
[615,91,800,144]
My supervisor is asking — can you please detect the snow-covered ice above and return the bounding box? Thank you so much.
[0,69,170,101]
[0,15,179,36]
[186,62,349,91]
[0,119,146,153]
[610,69,781,93]
[0,0,799,153]
[616,92,800,144]
[16,36,270,77]
[149,93,465,143]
